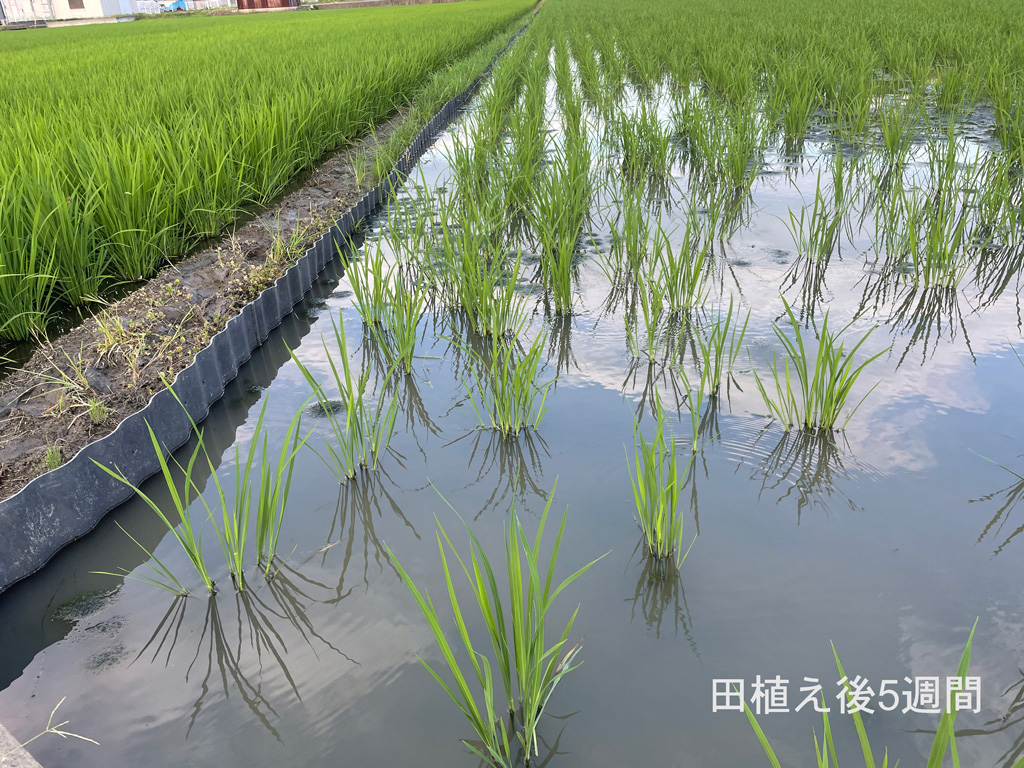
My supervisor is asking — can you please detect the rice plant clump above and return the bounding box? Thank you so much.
[753,299,887,432]
[94,389,308,594]
[290,314,399,481]
[626,402,697,566]
[460,319,555,436]
[388,485,605,767]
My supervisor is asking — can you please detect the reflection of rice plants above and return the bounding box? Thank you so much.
[974,462,1024,557]
[745,623,978,768]
[625,542,699,648]
[290,315,399,481]
[389,487,604,767]
[747,427,855,522]
[626,402,696,566]
[753,299,886,432]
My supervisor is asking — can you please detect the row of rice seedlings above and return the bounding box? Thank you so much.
[448,129,495,207]
[474,36,532,159]
[672,92,767,204]
[629,271,668,361]
[528,137,594,315]
[746,624,985,768]
[870,134,990,290]
[626,401,696,566]
[763,55,822,151]
[652,214,712,313]
[460,319,554,436]
[347,238,391,325]
[606,186,652,278]
[424,193,527,338]
[974,152,1024,250]
[566,28,604,111]
[552,35,582,138]
[499,49,550,218]
[877,95,924,165]
[289,315,399,481]
[388,486,604,767]
[752,299,887,432]
[95,390,308,594]
[367,266,428,377]
[611,101,675,186]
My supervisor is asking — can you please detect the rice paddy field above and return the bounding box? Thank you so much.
[0,0,533,341]
[2,0,1024,765]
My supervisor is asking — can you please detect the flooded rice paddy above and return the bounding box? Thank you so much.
[1,30,1023,768]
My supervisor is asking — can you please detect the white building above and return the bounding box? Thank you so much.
[0,0,137,24]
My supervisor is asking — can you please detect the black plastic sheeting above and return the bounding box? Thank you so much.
[0,19,532,595]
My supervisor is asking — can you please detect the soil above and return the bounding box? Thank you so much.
[0,110,410,503]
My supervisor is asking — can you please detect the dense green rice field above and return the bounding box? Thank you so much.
[0,0,533,341]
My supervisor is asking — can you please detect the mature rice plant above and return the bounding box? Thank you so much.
[753,299,887,432]
[626,402,696,566]
[388,485,604,767]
